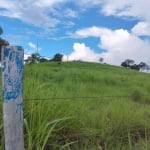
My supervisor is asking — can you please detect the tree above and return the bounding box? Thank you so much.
[25,53,41,64]
[121,59,150,72]
[31,53,40,62]
[130,64,140,71]
[99,57,104,63]
[52,53,63,64]
[139,62,149,70]
[39,57,49,62]
[121,59,134,68]
[0,26,3,35]
[0,26,9,61]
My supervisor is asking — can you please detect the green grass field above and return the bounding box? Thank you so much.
[0,62,150,149]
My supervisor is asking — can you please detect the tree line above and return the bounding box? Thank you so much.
[25,53,63,64]
[121,59,150,71]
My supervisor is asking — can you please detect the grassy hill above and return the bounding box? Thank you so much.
[1,62,150,149]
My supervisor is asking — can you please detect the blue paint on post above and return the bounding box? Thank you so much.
[2,46,24,101]
[2,46,25,149]
[4,48,9,57]
[16,102,24,122]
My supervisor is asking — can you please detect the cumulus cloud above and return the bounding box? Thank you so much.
[63,43,102,62]
[70,26,150,65]
[100,29,150,65]
[132,22,150,36]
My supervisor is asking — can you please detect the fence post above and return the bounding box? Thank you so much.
[1,46,24,150]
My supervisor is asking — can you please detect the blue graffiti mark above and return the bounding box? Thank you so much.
[3,90,19,100]
[2,47,24,101]
[16,102,23,123]
[16,46,22,51]
[4,48,10,57]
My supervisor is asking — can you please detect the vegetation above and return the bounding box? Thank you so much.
[121,59,149,71]
[0,61,150,149]
[0,26,3,35]
[0,26,9,60]
[25,53,41,64]
[52,53,63,64]
[25,53,63,64]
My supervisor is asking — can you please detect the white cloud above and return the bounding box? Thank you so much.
[64,9,78,18]
[100,29,150,65]
[0,0,67,28]
[34,0,67,8]
[28,42,41,53]
[71,26,150,65]
[63,43,102,62]
[0,0,20,16]
[28,42,37,50]
[0,0,80,29]
[74,26,111,38]
[75,0,101,7]
[132,22,150,36]
[1,0,150,29]
[74,0,150,22]
[101,0,150,21]
[1,0,150,30]
[99,29,130,50]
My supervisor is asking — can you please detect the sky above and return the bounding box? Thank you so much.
[0,0,150,66]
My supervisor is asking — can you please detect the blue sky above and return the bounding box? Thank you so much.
[0,0,150,65]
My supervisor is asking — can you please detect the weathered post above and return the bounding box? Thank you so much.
[1,46,24,150]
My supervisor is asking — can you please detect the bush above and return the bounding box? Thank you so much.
[132,90,143,103]
[131,90,150,104]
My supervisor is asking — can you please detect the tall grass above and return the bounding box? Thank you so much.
[0,62,150,149]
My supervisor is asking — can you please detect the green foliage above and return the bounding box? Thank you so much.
[132,90,150,104]
[121,59,150,72]
[0,26,3,35]
[0,26,9,61]
[121,59,134,68]
[39,57,49,63]
[25,53,41,64]
[52,53,63,63]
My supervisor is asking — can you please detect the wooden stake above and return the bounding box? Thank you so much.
[1,46,24,150]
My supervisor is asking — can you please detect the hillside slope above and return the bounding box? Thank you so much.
[24,61,150,100]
